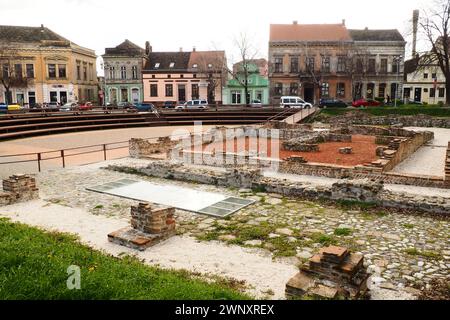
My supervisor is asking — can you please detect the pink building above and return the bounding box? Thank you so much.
[142,48,226,106]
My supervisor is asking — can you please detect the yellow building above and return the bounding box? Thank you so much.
[0,24,98,105]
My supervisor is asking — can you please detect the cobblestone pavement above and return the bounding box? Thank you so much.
[36,159,449,298]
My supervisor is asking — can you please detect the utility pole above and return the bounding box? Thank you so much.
[394,55,403,108]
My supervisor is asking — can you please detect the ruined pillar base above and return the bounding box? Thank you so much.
[108,227,176,251]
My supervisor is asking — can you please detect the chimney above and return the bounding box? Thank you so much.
[342,19,346,26]
[412,10,419,57]
[40,24,44,32]
[179,47,183,52]
[193,46,196,52]
[145,41,152,55]
[293,20,298,25]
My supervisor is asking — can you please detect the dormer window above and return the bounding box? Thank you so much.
[169,62,175,68]
[208,64,213,68]
[193,64,198,68]
[154,63,160,69]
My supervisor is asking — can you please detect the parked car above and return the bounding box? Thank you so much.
[163,101,177,109]
[0,103,23,113]
[249,99,263,108]
[319,98,348,108]
[175,99,209,111]
[117,102,137,110]
[133,103,156,112]
[351,98,381,107]
[60,102,78,112]
[280,96,312,109]
[77,102,94,111]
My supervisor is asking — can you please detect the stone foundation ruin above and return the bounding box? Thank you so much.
[0,174,39,206]
[286,246,370,299]
[108,202,176,251]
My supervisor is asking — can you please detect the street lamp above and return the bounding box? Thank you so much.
[394,55,403,108]
[100,62,108,107]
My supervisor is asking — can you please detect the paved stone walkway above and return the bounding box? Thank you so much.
[31,159,449,298]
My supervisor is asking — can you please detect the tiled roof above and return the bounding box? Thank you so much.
[104,39,145,57]
[144,52,191,71]
[349,29,405,42]
[0,25,69,44]
[188,51,226,71]
[270,23,352,42]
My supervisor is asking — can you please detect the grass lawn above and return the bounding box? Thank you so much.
[318,105,450,118]
[0,218,250,300]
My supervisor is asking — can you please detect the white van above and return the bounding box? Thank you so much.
[175,99,209,111]
[280,96,313,109]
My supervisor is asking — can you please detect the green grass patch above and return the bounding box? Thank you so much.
[93,205,104,210]
[0,218,249,300]
[405,248,442,260]
[403,224,415,229]
[334,228,353,236]
[311,233,338,246]
[319,106,450,118]
[335,199,378,210]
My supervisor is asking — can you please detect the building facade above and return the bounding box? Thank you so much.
[102,40,146,105]
[268,22,406,104]
[404,57,447,104]
[142,48,226,106]
[223,62,269,105]
[349,29,406,101]
[0,25,98,105]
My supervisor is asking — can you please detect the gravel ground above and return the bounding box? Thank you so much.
[390,127,450,177]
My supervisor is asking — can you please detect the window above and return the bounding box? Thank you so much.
[168,74,171,79]
[380,59,388,73]
[192,64,198,68]
[48,64,56,78]
[152,75,156,79]
[193,74,197,78]
[321,82,329,97]
[109,67,115,80]
[274,83,282,96]
[26,64,34,78]
[150,84,158,97]
[208,64,213,69]
[169,62,175,68]
[165,84,173,97]
[392,61,399,73]
[306,57,315,72]
[120,66,127,80]
[368,59,376,73]
[356,59,363,73]
[430,88,435,97]
[432,73,437,79]
[132,66,138,80]
[290,56,299,73]
[256,90,263,101]
[289,83,299,95]
[321,56,330,73]
[191,84,199,99]
[2,64,9,79]
[83,66,87,80]
[439,88,445,97]
[424,73,429,79]
[180,74,184,78]
[337,83,345,98]
[337,57,347,73]
[14,64,23,79]
[274,57,283,73]
[378,83,386,98]
[77,65,81,80]
[231,90,241,104]
[58,64,66,78]
[154,63,160,69]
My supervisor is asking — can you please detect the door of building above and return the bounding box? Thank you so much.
[178,85,186,103]
[60,92,67,104]
[304,84,314,103]
[28,92,36,107]
[121,88,128,102]
[131,89,139,103]
[50,91,58,102]
[414,88,422,102]
[16,93,24,105]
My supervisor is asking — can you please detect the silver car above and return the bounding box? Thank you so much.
[175,99,209,111]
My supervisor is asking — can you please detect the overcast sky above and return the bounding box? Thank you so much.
[0,0,432,73]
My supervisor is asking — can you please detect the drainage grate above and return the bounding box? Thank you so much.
[87,180,254,218]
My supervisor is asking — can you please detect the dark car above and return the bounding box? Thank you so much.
[163,101,176,109]
[352,98,381,107]
[133,103,156,112]
[319,98,348,108]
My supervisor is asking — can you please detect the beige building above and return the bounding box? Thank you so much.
[0,25,98,105]
[142,48,226,106]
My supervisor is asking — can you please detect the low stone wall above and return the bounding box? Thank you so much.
[328,112,450,128]
[129,137,178,158]
[0,174,39,206]
[107,162,450,215]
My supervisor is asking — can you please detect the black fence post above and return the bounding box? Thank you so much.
[103,144,107,161]
[37,153,41,172]
[61,150,65,168]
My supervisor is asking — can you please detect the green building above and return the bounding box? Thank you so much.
[223,63,269,105]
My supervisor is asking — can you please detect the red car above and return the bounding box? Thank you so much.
[351,99,381,107]
[77,102,94,111]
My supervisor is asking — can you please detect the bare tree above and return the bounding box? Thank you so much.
[419,0,450,105]
[227,33,259,106]
[0,46,29,104]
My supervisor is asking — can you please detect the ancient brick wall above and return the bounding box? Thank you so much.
[129,137,178,158]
